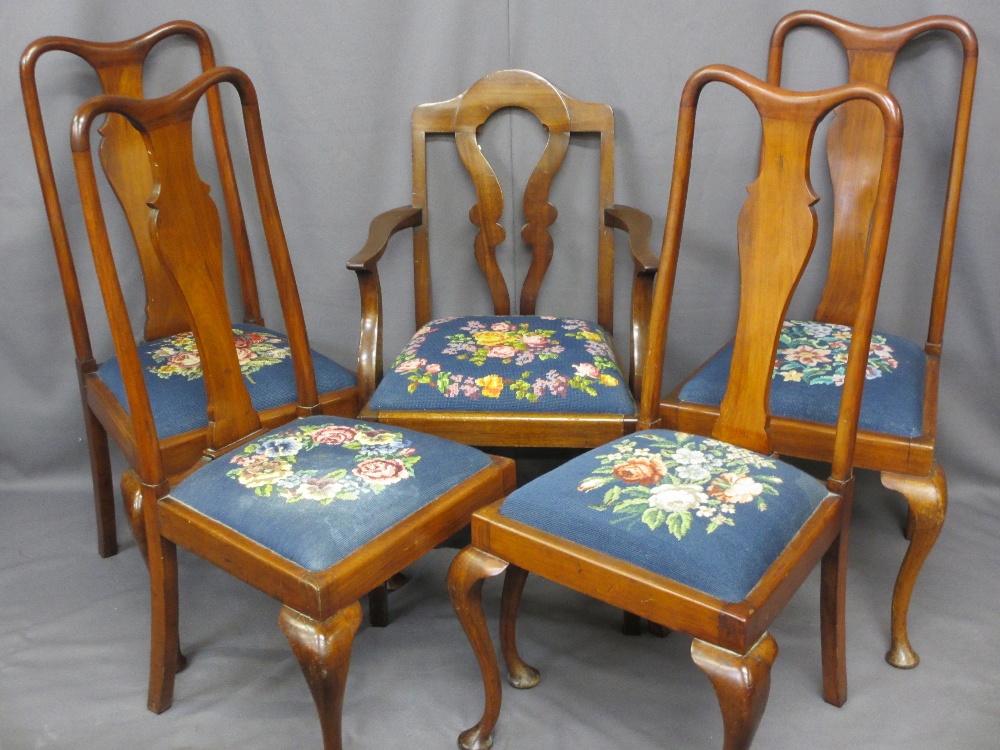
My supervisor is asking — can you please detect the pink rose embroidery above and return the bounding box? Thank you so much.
[310,425,359,445]
[169,351,201,369]
[353,458,410,486]
[395,358,426,373]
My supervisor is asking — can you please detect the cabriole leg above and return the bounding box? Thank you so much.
[881,463,948,668]
[447,546,509,750]
[279,602,363,750]
[691,634,778,750]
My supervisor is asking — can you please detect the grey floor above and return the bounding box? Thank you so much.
[1,468,997,750]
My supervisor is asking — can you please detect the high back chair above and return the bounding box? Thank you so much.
[661,12,977,668]
[71,65,515,750]
[350,69,656,452]
[21,21,357,559]
[447,66,902,750]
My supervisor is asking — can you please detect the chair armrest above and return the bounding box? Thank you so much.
[605,204,657,272]
[605,204,658,399]
[347,205,422,271]
[347,206,422,402]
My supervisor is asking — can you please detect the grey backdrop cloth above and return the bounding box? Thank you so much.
[2,1,999,748]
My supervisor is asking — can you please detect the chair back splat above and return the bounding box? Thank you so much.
[767,12,977,340]
[22,22,258,346]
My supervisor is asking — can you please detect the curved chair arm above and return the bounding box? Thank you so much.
[346,205,423,402]
[605,204,657,400]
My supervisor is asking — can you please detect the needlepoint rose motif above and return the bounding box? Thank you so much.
[390,317,623,402]
[774,320,898,385]
[577,432,784,540]
[148,327,291,383]
[226,423,419,504]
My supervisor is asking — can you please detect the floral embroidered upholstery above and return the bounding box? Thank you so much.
[499,430,831,602]
[367,315,635,414]
[170,416,493,571]
[96,324,356,439]
[678,320,926,438]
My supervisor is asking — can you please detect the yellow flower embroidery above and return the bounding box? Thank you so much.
[473,331,508,347]
[476,374,505,398]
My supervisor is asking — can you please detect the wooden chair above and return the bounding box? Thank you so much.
[350,69,656,452]
[661,12,977,668]
[447,66,902,750]
[70,65,516,750]
[21,21,358,559]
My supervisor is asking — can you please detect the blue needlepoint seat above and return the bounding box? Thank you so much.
[367,315,635,414]
[170,416,493,571]
[500,429,831,603]
[678,320,926,438]
[97,324,357,438]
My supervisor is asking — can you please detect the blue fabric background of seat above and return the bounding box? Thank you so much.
[367,315,635,414]
[678,323,926,438]
[500,429,832,602]
[170,416,493,571]
[96,324,356,438]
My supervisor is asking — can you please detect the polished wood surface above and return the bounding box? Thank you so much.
[20,22,358,558]
[71,66,517,750]
[349,69,657,447]
[664,12,978,668]
[448,65,902,750]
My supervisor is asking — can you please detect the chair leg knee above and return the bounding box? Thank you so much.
[691,634,778,750]
[881,463,947,669]
[279,602,363,750]
[120,471,148,563]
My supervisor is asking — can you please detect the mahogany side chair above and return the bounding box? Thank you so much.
[70,66,516,750]
[350,69,656,453]
[448,66,902,750]
[21,21,358,560]
[661,12,977,668]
